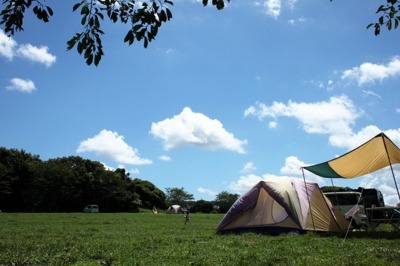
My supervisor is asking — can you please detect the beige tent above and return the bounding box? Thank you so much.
[216,178,349,234]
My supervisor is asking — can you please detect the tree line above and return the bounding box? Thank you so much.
[0,147,239,213]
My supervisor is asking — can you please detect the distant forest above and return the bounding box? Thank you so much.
[0,147,238,213]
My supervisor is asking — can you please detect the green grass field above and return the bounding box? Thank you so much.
[1,212,400,265]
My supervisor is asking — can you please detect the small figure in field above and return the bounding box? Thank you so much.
[184,211,191,224]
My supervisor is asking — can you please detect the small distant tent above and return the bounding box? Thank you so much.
[215,178,349,234]
[302,132,400,200]
[152,206,158,214]
[166,205,186,214]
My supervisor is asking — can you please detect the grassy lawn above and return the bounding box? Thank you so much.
[1,212,400,265]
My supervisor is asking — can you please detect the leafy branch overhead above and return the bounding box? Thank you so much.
[0,0,398,66]
[366,0,400,35]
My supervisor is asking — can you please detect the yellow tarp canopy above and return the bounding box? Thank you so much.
[303,133,400,179]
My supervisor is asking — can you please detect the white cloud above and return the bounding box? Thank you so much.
[255,0,281,18]
[329,126,400,151]
[17,44,56,67]
[6,78,36,93]
[77,129,152,165]
[229,173,265,194]
[0,30,17,60]
[268,121,278,128]
[197,187,217,198]
[281,156,325,183]
[244,95,400,151]
[265,0,281,18]
[362,90,381,99]
[341,57,400,86]
[0,30,56,66]
[280,156,303,176]
[128,168,140,175]
[288,16,306,25]
[101,162,115,171]
[245,95,361,142]
[151,107,247,153]
[102,163,139,176]
[159,155,171,161]
[240,162,257,173]
[397,108,400,113]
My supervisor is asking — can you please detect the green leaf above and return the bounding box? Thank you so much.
[66,37,78,50]
[387,19,392,30]
[46,6,54,16]
[86,54,93,65]
[374,24,380,35]
[77,41,84,54]
[81,15,87,25]
[94,54,101,66]
[166,9,172,20]
[124,30,133,43]
[81,5,89,15]
[72,2,82,12]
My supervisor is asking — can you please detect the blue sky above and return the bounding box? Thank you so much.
[1,1,400,205]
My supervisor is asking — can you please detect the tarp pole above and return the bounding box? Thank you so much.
[381,135,400,201]
[301,168,316,231]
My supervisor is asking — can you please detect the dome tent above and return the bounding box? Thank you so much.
[166,205,187,214]
[216,178,349,235]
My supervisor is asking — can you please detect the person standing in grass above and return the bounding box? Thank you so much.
[184,211,191,224]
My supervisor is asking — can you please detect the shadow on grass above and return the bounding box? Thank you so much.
[317,230,400,240]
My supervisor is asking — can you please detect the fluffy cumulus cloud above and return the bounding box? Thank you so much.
[77,129,152,165]
[0,30,56,67]
[244,95,400,151]
[341,57,400,86]
[280,156,303,176]
[6,78,36,93]
[329,126,400,151]
[0,30,17,60]
[229,173,265,193]
[17,44,56,67]
[244,95,361,144]
[281,156,325,184]
[151,107,247,153]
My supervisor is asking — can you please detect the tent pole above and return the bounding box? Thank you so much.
[301,168,316,231]
[381,134,400,201]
